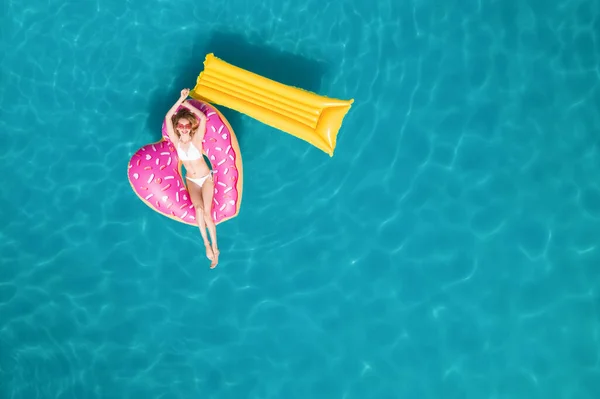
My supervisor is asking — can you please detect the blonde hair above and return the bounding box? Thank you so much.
[171,109,199,138]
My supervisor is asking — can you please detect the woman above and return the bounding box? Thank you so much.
[165,88,219,268]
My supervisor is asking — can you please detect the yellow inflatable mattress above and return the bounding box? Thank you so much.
[191,53,353,156]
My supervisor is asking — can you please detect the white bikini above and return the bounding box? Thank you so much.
[177,141,213,188]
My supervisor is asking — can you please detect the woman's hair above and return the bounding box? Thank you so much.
[171,108,199,138]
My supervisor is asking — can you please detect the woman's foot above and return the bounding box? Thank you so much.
[210,247,220,269]
[205,242,214,261]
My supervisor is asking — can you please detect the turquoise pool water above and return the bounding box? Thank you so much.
[2,0,600,398]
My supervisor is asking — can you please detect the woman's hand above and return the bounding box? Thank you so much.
[180,88,190,99]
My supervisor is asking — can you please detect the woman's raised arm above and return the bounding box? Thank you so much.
[165,89,190,144]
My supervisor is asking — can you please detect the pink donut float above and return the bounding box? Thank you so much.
[127,99,243,225]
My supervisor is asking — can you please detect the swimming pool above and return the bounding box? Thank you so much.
[1,0,599,398]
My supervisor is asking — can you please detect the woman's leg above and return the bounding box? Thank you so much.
[201,175,219,267]
[187,179,214,261]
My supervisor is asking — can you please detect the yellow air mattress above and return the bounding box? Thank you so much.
[190,53,353,156]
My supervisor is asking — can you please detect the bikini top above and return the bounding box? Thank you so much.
[177,141,202,161]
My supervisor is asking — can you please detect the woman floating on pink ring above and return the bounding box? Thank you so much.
[165,88,220,268]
